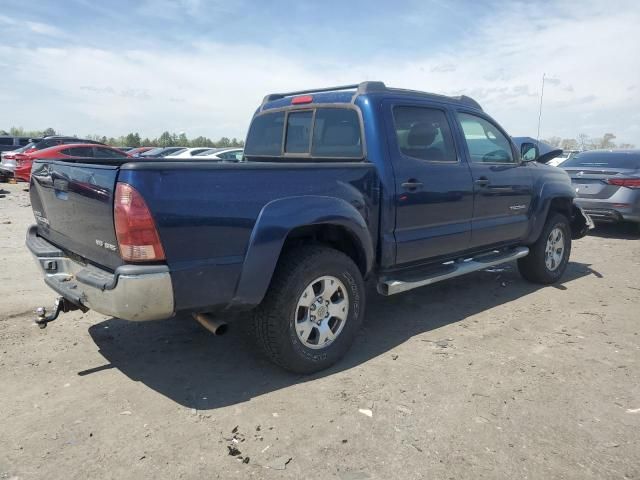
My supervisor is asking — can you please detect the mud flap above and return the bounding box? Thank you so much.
[570,205,594,239]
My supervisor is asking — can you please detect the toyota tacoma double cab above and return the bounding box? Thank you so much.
[26,82,592,373]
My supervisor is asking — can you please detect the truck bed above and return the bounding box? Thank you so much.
[29,158,379,312]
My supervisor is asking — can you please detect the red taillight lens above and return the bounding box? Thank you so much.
[114,182,165,261]
[291,95,313,105]
[607,177,640,189]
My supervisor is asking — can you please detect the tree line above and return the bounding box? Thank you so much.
[1,127,244,148]
[542,133,634,151]
[3,126,633,151]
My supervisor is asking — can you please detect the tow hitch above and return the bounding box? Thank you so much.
[35,297,87,329]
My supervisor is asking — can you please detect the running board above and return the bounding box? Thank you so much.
[378,247,529,296]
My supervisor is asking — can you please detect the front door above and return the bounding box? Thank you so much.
[384,101,474,265]
[455,111,533,248]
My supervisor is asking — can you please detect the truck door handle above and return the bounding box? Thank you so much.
[401,180,423,191]
[475,178,490,187]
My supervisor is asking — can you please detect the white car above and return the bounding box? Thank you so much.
[194,148,244,161]
[164,147,217,159]
[548,150,581,167]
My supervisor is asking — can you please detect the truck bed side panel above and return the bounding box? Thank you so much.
[118,162,379,312]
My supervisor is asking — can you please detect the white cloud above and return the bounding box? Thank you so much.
[2,0,639,145]
[0,14,64,37]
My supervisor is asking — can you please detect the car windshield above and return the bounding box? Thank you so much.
[562,151,640,169]
[194,148,223,156]
[140,148,164,156]
[160,148,187,157]
[11,143,34,153]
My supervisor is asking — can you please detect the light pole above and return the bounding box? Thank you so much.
[536,73,546,144]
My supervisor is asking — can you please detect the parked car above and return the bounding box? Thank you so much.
[26,81,591,373]
[116,146,135,152]
[561,150,640,225]
[9,136,105,161]
[127,147,155,157]
[193,148,244,161]
[1,141,40,178]
[164,147,218,158]
[14,144,129,182]
[140,147,188,158]
[549,149,581,167]
[0,136,37,154]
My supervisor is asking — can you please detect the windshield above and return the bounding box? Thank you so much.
[140,147,164,156]
[160,148,187,157]
[195,148,223,156]
[13,143,35,153]
[562,151,640,169]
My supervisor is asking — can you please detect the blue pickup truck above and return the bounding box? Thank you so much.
[27,82,592,373]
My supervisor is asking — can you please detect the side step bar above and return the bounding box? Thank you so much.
[378,247,529,296]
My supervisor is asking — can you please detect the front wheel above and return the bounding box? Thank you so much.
[518,212,572,284]
[249,246,365,374]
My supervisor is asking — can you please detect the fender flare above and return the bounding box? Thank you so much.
[525,180,577,244]
[230,195,374,308]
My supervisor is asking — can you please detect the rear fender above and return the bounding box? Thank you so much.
[230,196,374,308]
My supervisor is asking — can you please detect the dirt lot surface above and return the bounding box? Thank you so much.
[1,182,639,479]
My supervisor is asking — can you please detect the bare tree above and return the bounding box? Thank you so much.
[543,136,562,147]
[561,138,578,150]
[577,133,590,150]
[599,133,616,149]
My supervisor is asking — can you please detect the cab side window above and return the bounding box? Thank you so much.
[457,113,514,163]
[393,106,457,162]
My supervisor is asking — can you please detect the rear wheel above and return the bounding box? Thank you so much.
[518,212,571,284]
[249,246,365,374]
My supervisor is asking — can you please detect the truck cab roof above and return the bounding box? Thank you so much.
[259,81,483,112]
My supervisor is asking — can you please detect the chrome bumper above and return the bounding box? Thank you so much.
[26,226,174,321]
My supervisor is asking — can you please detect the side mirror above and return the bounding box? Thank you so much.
[520,142,539,162]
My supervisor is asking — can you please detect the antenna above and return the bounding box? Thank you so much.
[536,73,546,144]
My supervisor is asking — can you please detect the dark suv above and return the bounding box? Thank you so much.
[0,136,40,154]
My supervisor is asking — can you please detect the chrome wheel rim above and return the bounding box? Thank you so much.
[294,276,349,350]
[545,227,565,271]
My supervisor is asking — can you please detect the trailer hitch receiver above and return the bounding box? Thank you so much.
[35,297,87,329]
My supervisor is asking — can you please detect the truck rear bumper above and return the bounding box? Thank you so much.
[26,225,175,321]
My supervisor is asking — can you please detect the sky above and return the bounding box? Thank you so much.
[0,0,639,145]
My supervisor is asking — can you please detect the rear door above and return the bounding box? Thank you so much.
[454,111,533,248]
[384,100,474,265]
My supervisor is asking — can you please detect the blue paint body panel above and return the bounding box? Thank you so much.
[29,84,581,317]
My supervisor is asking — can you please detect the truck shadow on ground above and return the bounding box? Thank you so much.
[82,261,600,410]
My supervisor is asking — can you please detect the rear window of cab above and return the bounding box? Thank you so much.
[244,107,363,160]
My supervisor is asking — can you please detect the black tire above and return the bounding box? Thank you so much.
[249,245,365,374]
[518,212,572,284]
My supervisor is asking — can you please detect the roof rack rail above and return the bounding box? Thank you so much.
[260,81,483,111]
[261,81,387,105]
[451,95,483,110]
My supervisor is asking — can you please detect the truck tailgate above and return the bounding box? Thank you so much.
[30,160,123,271]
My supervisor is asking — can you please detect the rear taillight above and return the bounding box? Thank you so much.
[114,182,165,262]
[607,177,640,189]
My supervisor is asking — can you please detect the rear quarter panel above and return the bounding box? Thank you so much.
[118,162,379,312]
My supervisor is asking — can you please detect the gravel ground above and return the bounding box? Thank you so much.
[1,182,639,480]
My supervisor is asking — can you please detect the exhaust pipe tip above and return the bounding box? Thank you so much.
[193,313,228,336]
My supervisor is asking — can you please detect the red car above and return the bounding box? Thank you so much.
[15,144,130,182]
